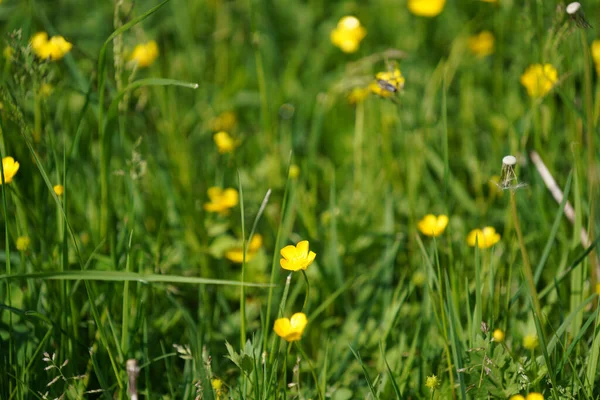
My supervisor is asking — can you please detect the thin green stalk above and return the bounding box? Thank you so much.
[239,172,247,348]
[301,270,310,313]
[353,100,364,192]
[0,145,13,395]
[121,231,134,358]
[295,342,323,400]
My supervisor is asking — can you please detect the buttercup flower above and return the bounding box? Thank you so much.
[468,31,495,58]
[348,87,371,104]
[520,64,558,98]
[16,236,30,252]
[211,378,226,399]
[418,214,449,237]
[225,234,263,263]
[213,131,239,154]
[273,312,308,342]
[591,40,600,76]
[280,240,316,271]
[330,16,367,53]
[425,375,440,391]
[467,227,501,249]
[53,185,64,196]
[203,187,239,215]
[370,68,405,98]
[526,393,544,400]
[523,334,539,350]
[492,329,504,342]
[408,0,446,17]
[288,164,300,179]
[130,40,159,68]
[1,157,20,184]
[509,396,525,400]
[30,32,72,61]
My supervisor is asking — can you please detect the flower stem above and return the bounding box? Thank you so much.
[301,270,310,313]
[295,342,323,400]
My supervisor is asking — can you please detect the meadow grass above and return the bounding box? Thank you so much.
[1,0,600,399]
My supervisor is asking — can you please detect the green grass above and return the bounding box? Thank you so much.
[1,0,600,398]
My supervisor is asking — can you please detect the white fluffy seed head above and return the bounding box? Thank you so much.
[567,2,581,15]
[502,155,517,166]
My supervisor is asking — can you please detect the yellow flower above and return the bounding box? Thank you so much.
[30,32,72,61]
[592,40,600,76]
[468,31,495,58]
[509,396,525,400]
[211,378,226,399]
[225,234,263,263]
[213,131,239,154]
[425,375,440,391]
[348,87,371,104]
[370,68,405,98]
[523,334,539,350]
[130,40,159,68]
[288,164,300,179]
[1,157,20,184]
[53,184,64,196]
[3,46,14,61]
[408,0,446,17]
[16,236,30,252]
[203,187,239,215]
[210,111,238,132]
[417,214,449,237]
[412,271,426,287]
[330,16,367,53]
[280,240,316,271]
[526,393,544,400]
[596,282,600,295]
[40,83,54,97]
[492,329,504,342]
[520,64,558,98]
[466,227,501,249]
[273,312,308,342]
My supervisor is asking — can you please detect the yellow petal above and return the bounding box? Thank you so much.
[296,240,310,257]
[280,245,298,260]
[273,318,291,339]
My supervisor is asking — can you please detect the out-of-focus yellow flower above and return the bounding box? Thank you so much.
[596,282,600,295]
[425,375,440,391]
[16,236,30,252]
[370,68,405,98]
[225,234,263,263]
[408,0,446,17]
[348,87,370,104]
[526,393,544,400]
[288,164,300,179]
[213,131,239,154]
[330,16,367,53]
[280,240,316,271]
[520,64,558,98]
[412,271,426,287]
[418,214,449,237]
[211,378,226,399]
[40,83,53,97]
[468,31,495,58]
[467,227,501,249]
[3,46,14,61]
[509,396,525,400]
[53,184,64,196]
[30,32,72,61]
[493,329,504,342]
[592,40,600,76]
[203,187,239,215]
[523,334,539,350]
[130,40,159,68]
[274,312,307,342]
[210,111,237,132]
[1,157,20,184]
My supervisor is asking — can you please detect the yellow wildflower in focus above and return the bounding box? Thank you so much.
[370,68,405,98]
[53,184,64,196]
[130,40,159,68]
[330,16,367,53]
[225,234,263,263]
[348,87,370,104]
[203,187,239,215]
[526,393,544,400]
[213,131,239,154]
[509,396,525,400]
[417,214,449,237]
[30,32,72,61]
[492,329,504,342]
[210,111,237,132]
[1,157,20,184]
[16,236,30,252]
[3,46,14,61]
[468,31,495,58]
[280,240,316,271]
[273,312,308,342]
[288,164,300,179]
[408,0,446,17]
[425,375,440,391]
[591,40,600,76]
[467,227,500,249]
[520,64,558,98]
[523,334,539,350]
